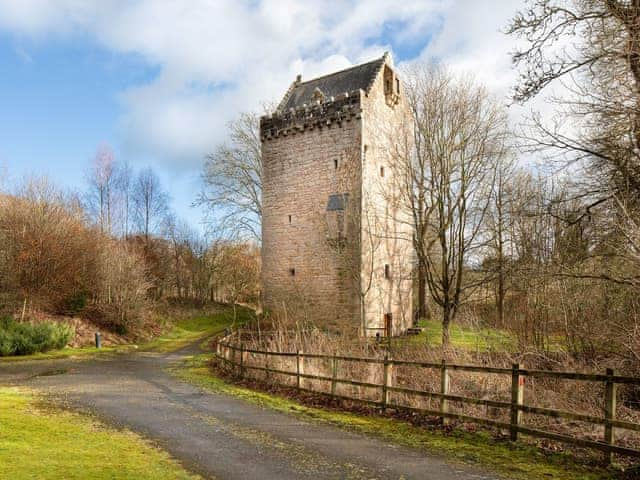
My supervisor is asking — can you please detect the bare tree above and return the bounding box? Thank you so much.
[198,112,262,241]
[483,157,520,327]
[320,147,384,336]
[217,242,260,324]
[396,65,508,345]
[507,0,640,284]
[116,159,133,238]
[507,1,640,203]
[86,145,117,234]
[132,167,169,241]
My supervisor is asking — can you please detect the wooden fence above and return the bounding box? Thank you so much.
[215,337,640,463]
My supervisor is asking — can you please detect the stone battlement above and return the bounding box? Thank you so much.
[260,91,361,141]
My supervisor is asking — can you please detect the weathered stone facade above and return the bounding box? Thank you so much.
[261,53,413,336]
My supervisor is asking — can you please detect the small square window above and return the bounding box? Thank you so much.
[384,264,390,279]
[289,268,296,276]
[380,166,385,177]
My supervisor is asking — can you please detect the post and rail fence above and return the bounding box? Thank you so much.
[215,335,640,463]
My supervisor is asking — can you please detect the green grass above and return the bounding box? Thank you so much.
[171,353,618,480]
[397,319,568,353]
[142,306,252,353]
[395,319,516,351]
[0,343,138,362]
[0,386,200,480]
[0,304,252,362]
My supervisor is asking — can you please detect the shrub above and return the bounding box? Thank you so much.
[0,316,75,356]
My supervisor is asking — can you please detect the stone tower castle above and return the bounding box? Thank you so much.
[260,53,413,336]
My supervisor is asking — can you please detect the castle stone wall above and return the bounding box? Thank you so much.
[261,103,362,331]
[359,64,414,336]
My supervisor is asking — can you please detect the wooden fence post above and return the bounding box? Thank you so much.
[265,352,270,383]
[232,345,238,375]
[510,363,524,441]
[382,355,390,411]
[440,359,450,425]
[239,343,245,378]
[604,368,617,465]
[331,354,338,398]
[296,350,303,390]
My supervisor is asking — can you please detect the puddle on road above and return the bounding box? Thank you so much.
[31,368,69,378]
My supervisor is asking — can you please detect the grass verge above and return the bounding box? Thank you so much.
[0,386,200,480]
[142,306,252,353]
[0,343,137,362]
[0,304,251,362]
[170,353,620,480]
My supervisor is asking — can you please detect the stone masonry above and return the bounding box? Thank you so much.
[260,53,413,336]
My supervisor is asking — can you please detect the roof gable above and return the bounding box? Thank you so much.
[278,54,387,111]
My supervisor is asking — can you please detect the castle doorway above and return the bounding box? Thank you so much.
[384,313,393,337]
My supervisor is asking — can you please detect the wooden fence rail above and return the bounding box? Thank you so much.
[215,338,640,463]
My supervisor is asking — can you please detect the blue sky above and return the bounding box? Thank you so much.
[0,0,523,233]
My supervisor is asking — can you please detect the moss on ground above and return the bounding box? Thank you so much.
[171,353,621,480]
[0,386,200,480]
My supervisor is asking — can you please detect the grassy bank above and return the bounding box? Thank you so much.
[171,353,618,480]
[143,306,252,353]
[0,387,200,480]
[395,319,516,351]
[0,304,251,362]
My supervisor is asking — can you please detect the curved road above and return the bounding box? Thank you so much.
[0,340,505,480]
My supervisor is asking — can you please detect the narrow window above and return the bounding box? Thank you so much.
[334,159,338,169]
[384,264,390,279]
[395,78,400,94]
[289,268,296,276]
[380,166,385,177]
[288,215,292,223]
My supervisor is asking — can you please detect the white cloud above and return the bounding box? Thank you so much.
[412,0,524,96]
[0,0,535,170]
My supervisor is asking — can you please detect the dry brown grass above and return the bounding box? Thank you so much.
[224,325,640,457]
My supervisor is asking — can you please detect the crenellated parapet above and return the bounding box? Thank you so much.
[260,91,362,141]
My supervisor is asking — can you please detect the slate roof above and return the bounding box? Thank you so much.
[278,54,386,111]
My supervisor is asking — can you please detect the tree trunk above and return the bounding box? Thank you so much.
[360,294,366,337]
[442,304,452,346]
[497,265,505,328]
[416,261,428,323]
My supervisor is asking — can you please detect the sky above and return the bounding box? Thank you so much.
[0,0,528,232]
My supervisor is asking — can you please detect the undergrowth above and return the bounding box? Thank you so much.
[0,316,74,356]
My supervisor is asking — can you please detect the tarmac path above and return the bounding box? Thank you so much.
[0,340,506,480]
